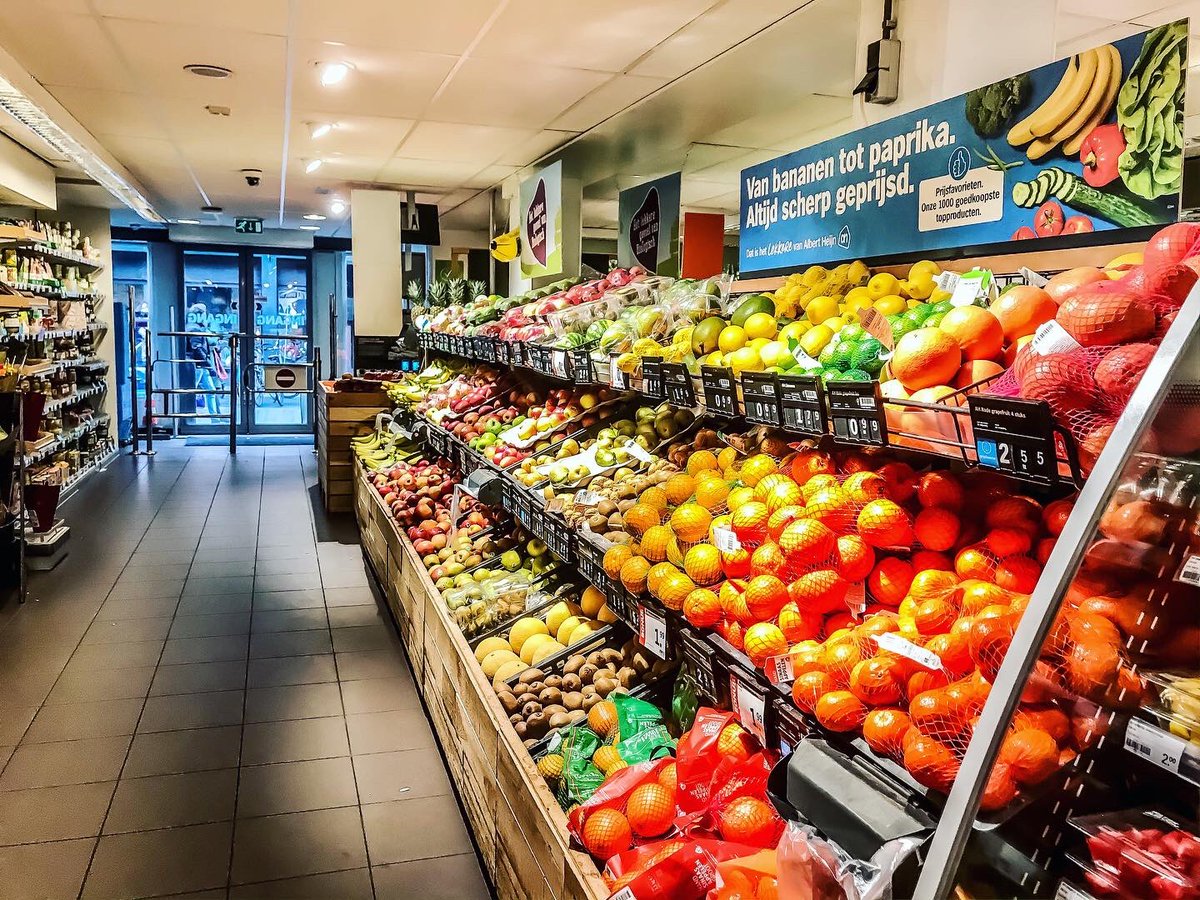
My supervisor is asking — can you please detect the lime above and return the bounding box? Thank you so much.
[890,318,918,342]
[829,368,872,382]
[839,323,866,342]
[818,342,839,366]
[931,300,954,315]
[850,338,885,375]
[899,309,927,328]
[826,344,855,371]
[923,312,946,328]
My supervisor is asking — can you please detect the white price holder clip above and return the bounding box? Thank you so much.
[638,604,668,660]
[947,269,993,307]
[573,490,603,508]
[712,526,741,553]
[874,632,942,671]
[1018,266,1049,288]
[730,672,767,744]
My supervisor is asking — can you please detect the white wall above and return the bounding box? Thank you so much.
[349,189,404,335]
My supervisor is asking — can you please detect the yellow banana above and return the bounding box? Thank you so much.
[1030,48,1098,138]
[1009,56,1078,146]
[1062,44,1124,156]
[1046,45,1113,145]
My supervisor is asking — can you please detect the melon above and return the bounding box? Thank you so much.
[531,639,567,665]
[481,649,520,679]
[508,617,549,654]
[545,601,582,636]
[474,636,512,664]
[1056,286,1156,346]
[1095,343,1157,408]
[520,633,557,665]
[580,585,605,617]
[568,621,601,645]
[555,615,584,645]
[492,659,528,689]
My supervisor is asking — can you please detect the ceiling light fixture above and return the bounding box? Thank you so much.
[329,198,347,216]
[317,61,353,87]
[302,213,326,220]
[309,122,334,139]
[184,64,233,79]
[0,74,162,221]
[304,159,323,174]
[299,225,321,231]
[176,219,200,225]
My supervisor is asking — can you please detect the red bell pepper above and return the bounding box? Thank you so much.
[1080,124,1126,187]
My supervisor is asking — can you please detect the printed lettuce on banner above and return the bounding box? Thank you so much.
[739,19,1185,273]
[520,161,564,278]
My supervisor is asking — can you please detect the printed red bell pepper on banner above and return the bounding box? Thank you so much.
[1080,124,1126,188]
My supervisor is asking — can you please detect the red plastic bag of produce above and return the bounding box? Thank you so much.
[568,758,680,862]
[706,848,780,900]
[603,838,764,898]
[676,708,753,813]
[776,820,922,900]
[679,751,785,848]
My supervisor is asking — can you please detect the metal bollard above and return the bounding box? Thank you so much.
[228,334,237,456]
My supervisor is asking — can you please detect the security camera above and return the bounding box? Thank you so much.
[242,168,263,187]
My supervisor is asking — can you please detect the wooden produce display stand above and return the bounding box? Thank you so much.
[317,380,391,511]
[353,469,609,900]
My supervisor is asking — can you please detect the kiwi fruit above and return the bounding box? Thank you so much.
[497,692,519,714]
[539,687,563,705]
[563,691,584,710]
[518,669,544,685]
[549,712,572,729]
[521,701,542,718]
[596,499,617,517]
[561,673,582,692]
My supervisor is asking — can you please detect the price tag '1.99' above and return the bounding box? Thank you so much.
[638,604,668,659]
[730,672,767,744]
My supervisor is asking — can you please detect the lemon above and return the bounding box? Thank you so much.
[759,341,792,369]
[799,324,834,357]
[873,294,907,316]
[908,259,940,281]
[717,325,747,354]
[867,272,901,300]
[929,288,953,304]
[778,322,808,345]
[742,312,778,340]
[801,265,828,286]
[823,316,848,334]
[847,260,871,284]
[747,337,771,353]
[844,286,871,307]
[805,295,839,325]
[729,346,763,376]
[704,350,725,367]
[844,293,873,317]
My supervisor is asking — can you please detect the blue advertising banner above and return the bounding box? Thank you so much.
[739,20,1185,274]
[618,172,681,276]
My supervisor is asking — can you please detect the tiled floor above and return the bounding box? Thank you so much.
[0,444,493,899]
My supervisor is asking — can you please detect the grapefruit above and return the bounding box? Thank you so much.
[938,306,1003,360]
[991,286,1056,341]
[1056,285,1155,346]
[890,328,962,391]
[1043,267,1107,304]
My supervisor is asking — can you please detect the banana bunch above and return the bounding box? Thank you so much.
[351,431,422,471]
[1008,45,1122,161]
[1162,677,1200,746]
[490,227,520,263]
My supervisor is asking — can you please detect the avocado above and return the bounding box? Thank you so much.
[730,294,777,328]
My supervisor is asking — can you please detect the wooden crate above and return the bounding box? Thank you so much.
[317,380,391,512]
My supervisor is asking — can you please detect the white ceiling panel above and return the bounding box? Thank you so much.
[289,115,416,161]
[398,122,538,164]
[1057,20,1148,55]
[93,0,289,35]
[428,58,609,129]
[40,87,162,141]
[495,129,579,167]
[96,134,186,171]
[289,40,457,120]
[294,156,390,183]
[630,0,806,79]
[464,165,522,189]
[1057,0,1175,19]
[377,156,486,187]
[0,11,130,91]
[551,74,667,132]
[292,0,501,56]
[1131,2,1200,25]
[680,179,732,204]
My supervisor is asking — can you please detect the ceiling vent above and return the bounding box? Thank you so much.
[184,64,233,79]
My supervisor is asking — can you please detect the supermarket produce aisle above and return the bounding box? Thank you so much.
[0,444,491,900]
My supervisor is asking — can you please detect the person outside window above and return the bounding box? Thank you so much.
[186,303,220,416]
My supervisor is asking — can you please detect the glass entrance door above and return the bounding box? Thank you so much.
[177,248,311,434]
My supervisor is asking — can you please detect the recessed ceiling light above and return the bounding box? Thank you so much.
[317,61,353,87]
[299,225,321,231]
[302,213,326,221]
[329,198,347,215]
[176,218,200,225]
[184,64,232,79]
[308,122,334,139]
[304,159,324,174]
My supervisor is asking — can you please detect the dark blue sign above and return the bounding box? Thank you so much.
[739,22,1184,273]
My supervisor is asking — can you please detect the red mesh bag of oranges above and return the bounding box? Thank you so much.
[705,848,780,900]
[568,757,680,862]
[602,838,765,898]
[675,709,761,814]
[676,751,784,849]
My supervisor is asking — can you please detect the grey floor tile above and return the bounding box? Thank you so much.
[253,590,325,611]
[192,546,257,563]
[183,576,254,596]
[23,698,144,744]
[114,563,192,583]
[251,608,328,633]
[189,559,256,578]
[230,806,366,885]
[138,690,244,732]
[255,544,318,561]
[160,634,249,665]
[245,683,343,724]
[253,557,320,577]
[169,612,252,639]
[249,629,333,659]
[0,671,59,707]
[177,592,253,615]
[236,757,357,818]
[124,726,242,778]
[103,768,238,833]
[361,795,473,865]
[0,781,115,844]
[128,550,196,566]
[229,867,373,899]
[82,822,233,900]
[0,705,36,745]
[66,640,165,672]
[247,655,338,688]
[330,625,397,653]
[0,735,132,790]
[373,853,490,900]
[338,677,420,715]
[323,586,375,607]
[353,749,452,804]
[46,666,156,704]
[0,837,96,899]
[105,580,185,601]
[254,574,322,594]
[96,596,180,621]
[151,660,247,696]
[82,616,173,645]
[241,717,349,766]
[346,709,435,755]
[325,605,389,629]
[335,650,412,682]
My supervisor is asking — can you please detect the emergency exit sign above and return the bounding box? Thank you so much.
[235,217,263,234]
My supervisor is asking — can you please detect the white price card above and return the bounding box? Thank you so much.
[1018,266,1049,288]
[638,605,668,660]
[769,654,795,684]
[949,270,992,307]
[573,490,603,507]
[1030,320,1082,357]
[1124,717,1184,775]
[551,353,568,379]
[1176,554,1200,586]
[626,442,654,464]
[610,356,623,387]
[1054,880,1094,900]
[712,526,741,553]
[609,889,636,900]
[874,632,942,671]
[731,673,767,744]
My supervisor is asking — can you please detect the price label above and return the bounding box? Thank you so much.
[730,672,767,744]
[1176,554,1200,586]
[712,526,741,553]
[701,366,740,418]
[641,358,665,401]
[571,348,594,385]
[550,350,570,380]
[662,363,695,408]
[769,654,795,684]
[874,632,942,670]
[778,374,827,436]
[859,308,895,350]
[741,372,782,426]
[968,395,1058,484]
[1030,319,1083,357]
[573,490,603,507]
[609,355,628,390]
[681,629,719,700]
[847,580,867,614]
[638,604,668,659]
[1054,881,1095,900]
[1124,717,1189,774]
[626,442,653,464]
[827,380,887,446]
